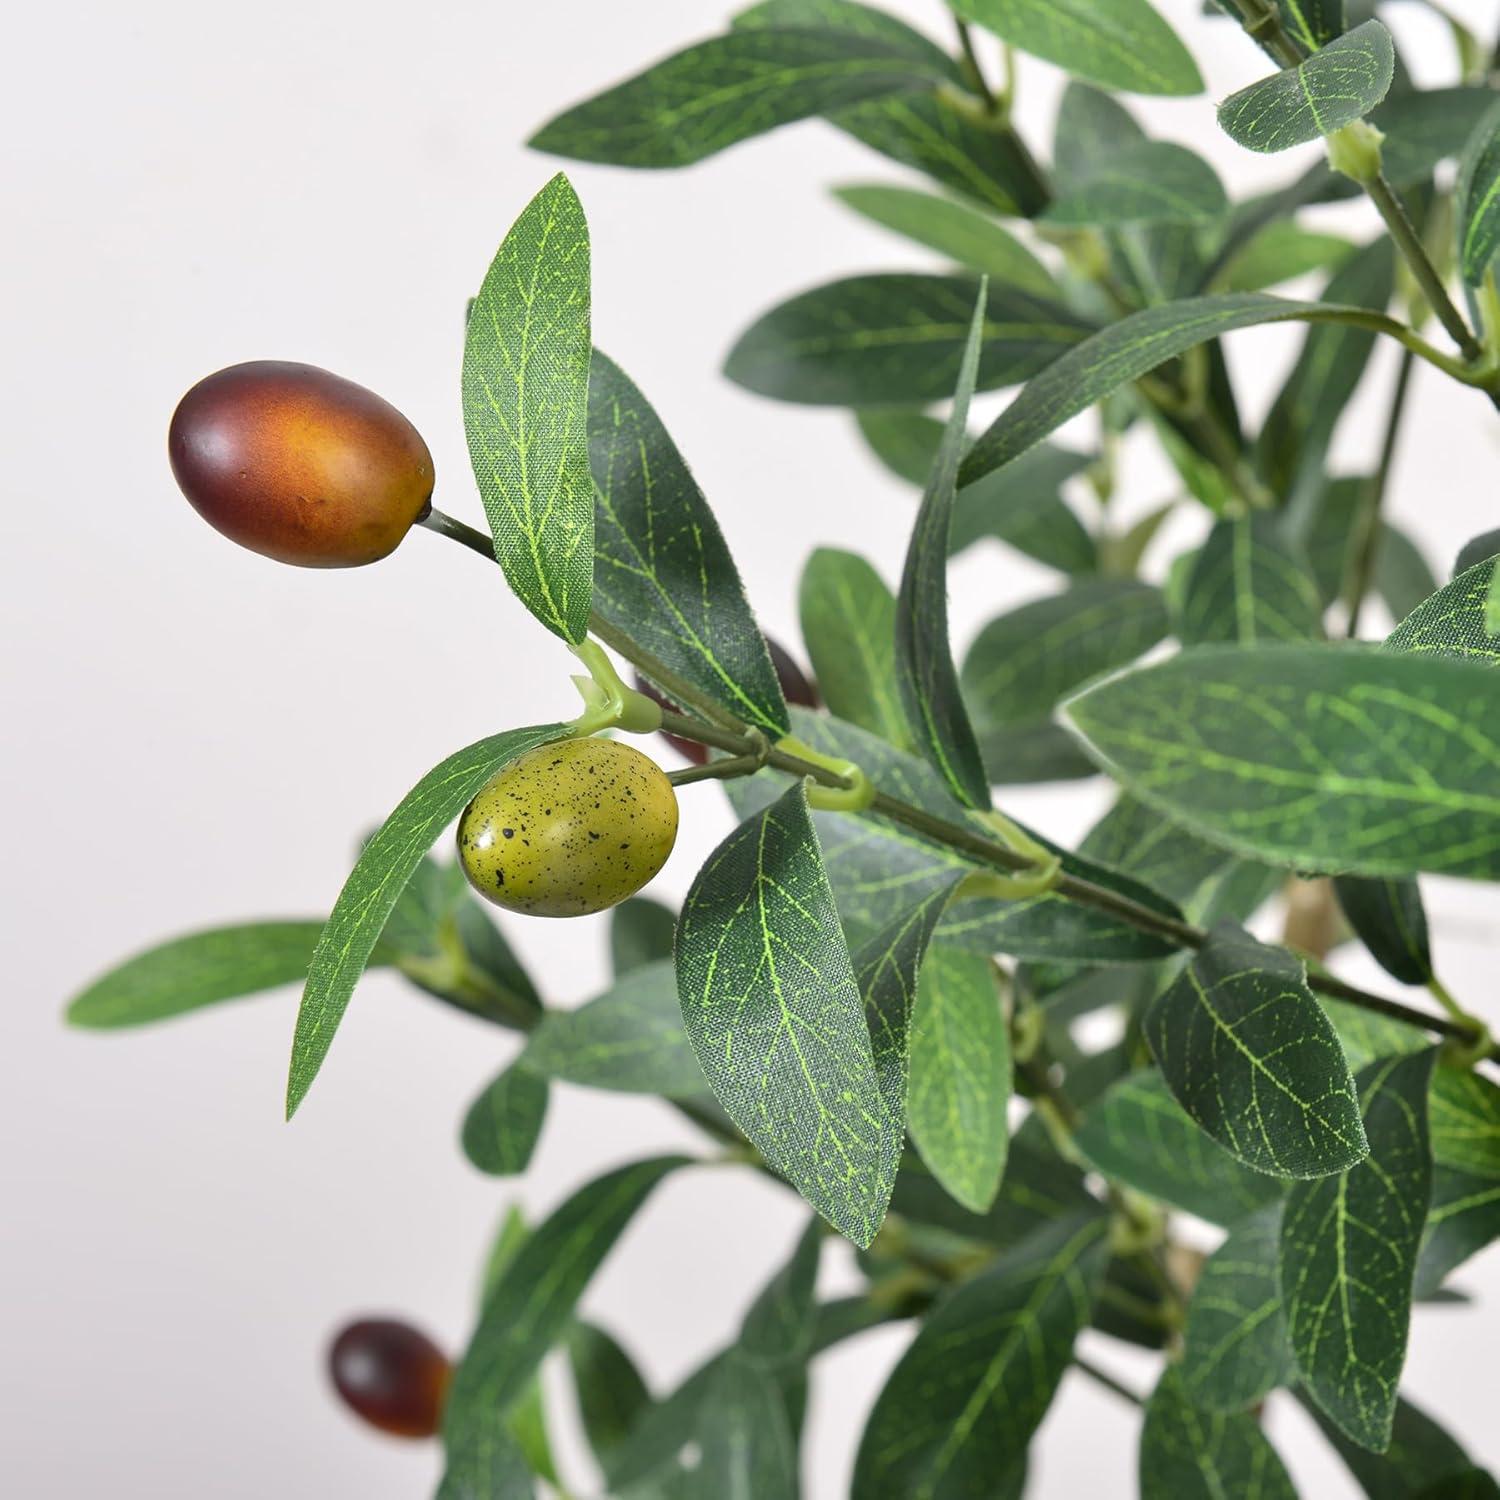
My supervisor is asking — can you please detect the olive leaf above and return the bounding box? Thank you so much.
[962,578,1169,784]
[1145,923,1367,1178]
[798,548,910,749]
[833,183,1059,293]
[1282,1049,1436,1451]
[1063,643,1500,879]
[906,946,1011,1214]
[286,722,565,1118]
[959,294,1393,489]
[609,896,677,978]
[443,1155,687,1452]
[739,1217,822,1368]
[567,1322,653,1482]
[460,1057,549,1177]
[588,350,788,736]
[1302,1391,1492,1499]
[529,25,944,168]
[895,280,993,810]
[857,411,1097,573]
[1376,85,1500,190]
[1457,96,1500,285]
[1387,555,1500,667]
[1219,221,1355,292]
[1041,140,1227,227]
[1176,514,1321,647]
[1333,874,1433,987]
[1181,1204,1296,1412]
[951,0,1204,97]
[1430,1068,1500,1178]
[1074,1070,1285,1224]
[851,1211,1109,1498]
[463,174,594,644]
[725,274,1091,406]
[676,780,899,1246]
[435,1421,533,1500]
[521,959,706,1098]
[1139,1364,1297,1499]
[1218,21,1395,154]
[67,921,334,1029]
[694,1357,799,1499]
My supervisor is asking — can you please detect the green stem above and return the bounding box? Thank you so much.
[1365,171,1484,363]
[1221,0,1305,67]
[1344,348,1416,637]
[667,753,764,788]
[421,511,1498,1064]
[953,18,999,114]
[1074,1357,1146,1407]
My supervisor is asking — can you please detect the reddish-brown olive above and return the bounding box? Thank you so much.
[168,361,434,567]
[636,638,819,764]
[327,1318,450,1439]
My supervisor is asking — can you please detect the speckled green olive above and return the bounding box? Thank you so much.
[168,361,434,567]
[457,737,679,917]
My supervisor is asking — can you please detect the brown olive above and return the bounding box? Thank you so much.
[168,361,433,567]
[327,1318,450,1439]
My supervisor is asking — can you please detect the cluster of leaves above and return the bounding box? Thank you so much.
[68,0,1500,1496]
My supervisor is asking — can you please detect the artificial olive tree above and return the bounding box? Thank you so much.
[70,1,1500,1495]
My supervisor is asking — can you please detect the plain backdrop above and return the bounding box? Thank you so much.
[4,1,1498,1495]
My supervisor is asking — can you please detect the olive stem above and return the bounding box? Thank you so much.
[417,506,1495,1064]
[954,18,1000,114]
[667,754,764,788]
[1074,1357,1146,1408]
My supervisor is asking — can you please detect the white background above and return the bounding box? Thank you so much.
[4,1,1498,1495]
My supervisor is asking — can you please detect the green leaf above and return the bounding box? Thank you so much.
[731,708,1188,960]
[529,26,942,168]
[463,174,593,644]
[1219,221,1355,292]
[1278,0,1346,51]
[1301,476,1431,624]
[960,293,1384,488]
[1303,1390,1482,1499]
[1053,81,1146,177]
[435,1421,532,1500]
[1332,875,1433,986]
[1075,1069,1285,1222]
[799,548,910,749]
[567,1322,653,1481]
[677,781,899,1246]
[589,350,788,736]
[1181,1204,1296,1411]
[1375,86,1500,190]
[1042,140,1227,227]
[1145,923,1367,1177]
[67,921,332,1029]
[1457,97,1500,284]
[1177,514,1322,647]
[1431,1067,1500,1176]
[1282,1049,1436,1451]
[444,1156,686,1447]
[740,1217,823,1366]
[1218,21,1395,154]
[857,411,1097,572]
[734,0,960,73]
[1140,1364,1296,1499]
[1416,1163,1500,1296]
[460,1057,549,1177]
[522,959,705,1098]
[610,896,677,978]
[725,273,1091,406]
[834,183,1058,292]
[1064,643,1500,878]
[694,1357,799,1499]
[1254,241,1395,500]
[286,723,565,1118]
[852,1211,1109,1498]
[906,947,1011,1213]
[952,0,1204,97]
[895,282,993,810]
[963,579,1170,784]
[1387,555,1500,667]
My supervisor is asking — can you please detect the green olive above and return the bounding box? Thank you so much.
[458,738,678,917]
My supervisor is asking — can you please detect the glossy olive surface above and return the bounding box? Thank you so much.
[458,737,679,917]
[327,1319,450,1439]
[637,637,820,765]
[168,361,433,567]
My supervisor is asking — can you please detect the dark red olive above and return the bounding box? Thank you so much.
[168,361,434,567]
[635,638,819,765]
[327,1318,450,1438]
